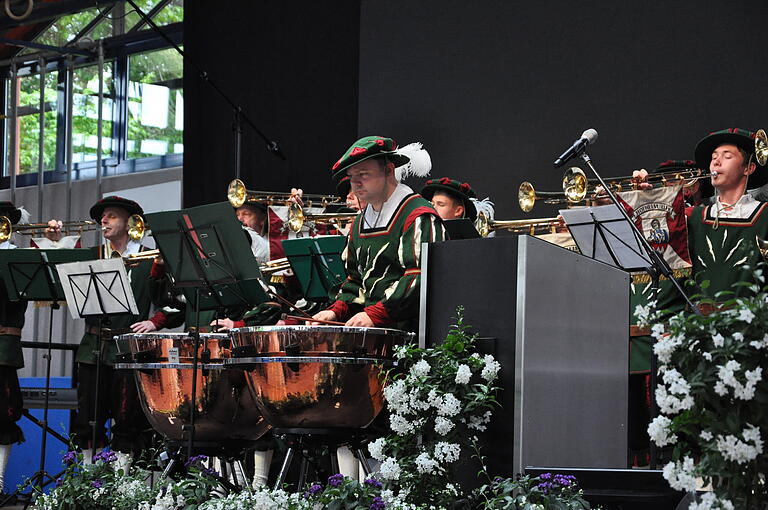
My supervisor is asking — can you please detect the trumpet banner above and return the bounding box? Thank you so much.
[617,184,692,272]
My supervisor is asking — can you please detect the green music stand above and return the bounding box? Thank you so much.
[281,235,347,301]
[0,248,93,302]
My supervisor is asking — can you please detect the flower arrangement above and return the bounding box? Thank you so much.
[472,473,591,510]
[639,269,768,509]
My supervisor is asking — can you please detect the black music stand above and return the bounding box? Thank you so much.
[55,258,139,461]
[281,236,346,301]
[443,218,481,240]
[146,202,267,458]
[0,249,92,504]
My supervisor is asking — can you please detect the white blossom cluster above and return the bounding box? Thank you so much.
[647,415,677,447]
[379,457,402,481]
[481,355,501,382]
[715,425,764,465]
[661,456,697,492]
[455,364,472,384]
[411,359,431,378]
[138,486,186,510]
[655,368,694,414]
[713,360,762,400]
[467,410,492,431]
[415,452,441,474]
[749,333,768,350]
[688,492,735,510]
[653,329,684,364]
[433,442,461,463]
[633,300,657,326]
[197,487,302,510]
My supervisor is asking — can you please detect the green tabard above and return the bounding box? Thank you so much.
[0,281,26,368]
[687,202,768,299]
[75,246,155,365]
[334,194,444,331]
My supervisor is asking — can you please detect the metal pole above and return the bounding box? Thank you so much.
[64,56,73,224]
[8,60,18,204]
[37,57,45,220]
[96,42,103,202]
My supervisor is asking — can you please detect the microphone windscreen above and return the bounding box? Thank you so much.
[581,128,598,144]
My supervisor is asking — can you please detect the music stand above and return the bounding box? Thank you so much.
[443,218,481,240]
[146,202,268,457]
[55,258,139,461]
[281,236,346,301]
[0,249,92,503]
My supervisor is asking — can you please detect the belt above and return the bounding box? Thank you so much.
[87,326,133,342]
[0,326,22,337]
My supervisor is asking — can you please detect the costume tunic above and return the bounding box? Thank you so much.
[0,241,25,444]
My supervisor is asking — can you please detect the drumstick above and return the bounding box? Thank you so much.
[281,314,345,326]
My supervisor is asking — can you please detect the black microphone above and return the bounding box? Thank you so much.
[553,128,598,168]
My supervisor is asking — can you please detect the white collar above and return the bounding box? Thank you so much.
[362,183,413,229]
[0,240,17,250]
[714,193,760,219]
[107,238,142,257]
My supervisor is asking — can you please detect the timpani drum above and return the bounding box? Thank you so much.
[115,332,269,442]
[226,325,413,429]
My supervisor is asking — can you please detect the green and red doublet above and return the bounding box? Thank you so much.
[328,194,444,331]
[687,202,768,299]
[0,284,26,369]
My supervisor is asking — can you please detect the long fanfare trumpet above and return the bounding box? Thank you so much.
[518,165,712,212]
[259,257,292,276]
[474,211,560,238]
[755,129,768,167]
[286,209,359,233]
[227,179,341,209]
[0,218,98,243]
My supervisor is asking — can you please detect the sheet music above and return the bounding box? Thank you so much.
[55,259,139,319]
[560,205,651,271]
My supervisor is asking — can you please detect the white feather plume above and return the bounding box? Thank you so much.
[17,206,31,225]
[394,142,432,181]
[471,197,496,221]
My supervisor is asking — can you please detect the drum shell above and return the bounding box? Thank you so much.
[228,326,413,429]
[116,332,232,362]
[116,333,269,442]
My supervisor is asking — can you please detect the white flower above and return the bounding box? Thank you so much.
[481,355,501,382]
[468,411,492,431]
[414,452,440,474]
[433,442,461,463]
[715,425,763,464]
[390,414,417,434]
[634,302,655,325]
[411,359,431,378]
[393,345,408,360]
[662,456,697,492]
[379,457,401,480]
[689,492,735,510]
[733,332,744,342]
[712,333,725,347]
[715,360,762,400]
[654,333,683,363]
[437,393,461,416]
[434,416,454,435]
[749,333,768,349]
[651,323,666,339]
[702,351,712,361]
[455,364,472,385]
[368,437,386,461]
[738,308,755,323]
[700,430,713,441]
[648,415,677,447]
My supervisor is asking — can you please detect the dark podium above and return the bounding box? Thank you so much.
[419,235,629,477]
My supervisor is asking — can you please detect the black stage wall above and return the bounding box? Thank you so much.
[359,0,768,220]
[184,2,360,207]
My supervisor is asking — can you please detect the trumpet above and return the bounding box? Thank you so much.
[474,212,561,238]
[561,166,710,203]
[756,129,768,166]
[518,182,573,213]
[0,217,99,243]
[286,208,359,233]
[227,179,342,209]
[124,249,160,262]
[259,257,292,275]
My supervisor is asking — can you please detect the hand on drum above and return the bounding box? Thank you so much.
[44,220,63,241]
[131,320,158,333]
[310,310,337,325]
[345,311,374,328]
[210,318,235,331]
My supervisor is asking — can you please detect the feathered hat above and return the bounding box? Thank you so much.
[330,136,431,182]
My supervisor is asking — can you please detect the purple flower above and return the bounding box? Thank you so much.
[93,451,116,463]
[91,480,103,489]
[185,454,208,467]
[201,467,219,478]
[370,496,385,510]
[328,473,345,487]
[62,451,77,464]
[304,483,323,498]
[537,481,553,494]
[538,472,553,480]
[364,477,383,489]
[54,478,63,487]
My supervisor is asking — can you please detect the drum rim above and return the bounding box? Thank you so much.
[114,332,230,341]
[230,325,414,337]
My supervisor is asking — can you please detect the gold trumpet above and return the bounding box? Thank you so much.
[286,208,359,233]
[755,129,768,166]
[518,182,573,213]
[474,212,560,238]
[0,217,99,243]
[124,249,160,262]
[227,179,341,209]
[259,257,292,275]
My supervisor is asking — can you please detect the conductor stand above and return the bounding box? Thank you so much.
[0,248,92,506]
[56,257,139,462]
[147,202,268,461]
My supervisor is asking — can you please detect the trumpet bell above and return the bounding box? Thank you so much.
[287,202,305,232]
[475,212,491,237]
[127,214,146,242]
[227,179,248,208]
[518,182,536,213]
[563,167,588,202]
[0,216,11,243]
[756,129,768,167]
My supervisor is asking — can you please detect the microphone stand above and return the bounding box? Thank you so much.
[576,151,702,471]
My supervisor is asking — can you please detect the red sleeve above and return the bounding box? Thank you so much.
[684,206,695,218]
[403,207,440,231]
[327,300,350,321]
[148,311,167,329]
[150,259,166,279]
[364,302,391,327]
[231,320,246,328]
